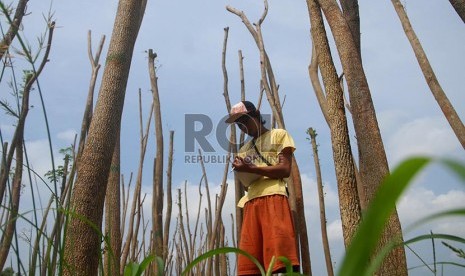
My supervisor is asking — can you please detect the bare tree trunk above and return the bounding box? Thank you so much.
[0,136,23,271]
[104,133,122,276]
[449,0,465,23]
[307,0,361,248]
[63,0,146,274]
[339,0,360,56]
[121,95,152,272]
[163,130,174,263]
[222,27,244,245]
[309,44,329,124]
[0,0,28,60]
[177,189,191,267]
[148,49,164,272]
[307,128,334,276]
[76,31,106,161]
[392,0,465,149]
[316,0,407,274]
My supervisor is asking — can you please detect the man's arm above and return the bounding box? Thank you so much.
[232,147,293,179]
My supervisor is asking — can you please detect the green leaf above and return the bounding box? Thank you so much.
[123,262,139,276]
[182,247,265,275]
[138,255,156,275]
[123,255,158,276]
[265,256,276,276]
[337,156,431,276]
[338,156,465,276]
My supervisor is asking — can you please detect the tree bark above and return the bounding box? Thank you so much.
[316,0,408,275]
[149,49,164,272]
[0,0,28,60]
[63,0,145,274]
[392,0,465,149]
[449,0,465,23]
[163,130,174,263]
[307,0,361,249]
[104,133,122,276]
[0,133,23,271]
[76,32,106,161]
[339,0,360,56]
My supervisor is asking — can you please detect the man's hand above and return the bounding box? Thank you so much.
[232,156,256,172]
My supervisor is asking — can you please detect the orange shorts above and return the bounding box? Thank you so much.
[238,195,300,275]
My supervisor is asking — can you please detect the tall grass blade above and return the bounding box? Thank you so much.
[343,156,465,276]
[182,247,265,275]
[337,156,430,276]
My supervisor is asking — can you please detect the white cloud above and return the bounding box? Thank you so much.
[398,187,465,237]
[384,116,460,165]
[327,219,343,242]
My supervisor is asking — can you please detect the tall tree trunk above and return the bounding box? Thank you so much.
[339,0,360,56]
[449,0,465,23]
[316,0,407,275]
[163,130,174,263]
[63,0,145,274]
[392,0,465,149]
[120,93,153,273]
[307,0,361,248]
[104,133,122,276]
[0,136,23,271]
[222,27,244,246]
[307,128,334,276]
[149,49,164,272]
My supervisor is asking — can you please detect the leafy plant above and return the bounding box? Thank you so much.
[124,255,163,276]
[337,156,465,276]
[182,247,305,276]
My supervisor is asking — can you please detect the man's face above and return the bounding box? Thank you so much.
[235,114,258,136]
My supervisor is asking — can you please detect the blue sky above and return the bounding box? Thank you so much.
[1,0,465,275]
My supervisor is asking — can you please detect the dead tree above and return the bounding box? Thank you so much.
[307,128,334,276]
[316,0,408,274]
[306,0,362,248]
[148,49,165,273]
[163,130,174,263]
[391,0,465,149]
[221,27,245,245]
[63,0,147,273]
[120,93,153,273]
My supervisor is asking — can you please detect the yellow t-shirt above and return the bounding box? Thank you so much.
[236,128,296,208]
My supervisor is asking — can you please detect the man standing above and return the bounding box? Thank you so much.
[225,101,299,275]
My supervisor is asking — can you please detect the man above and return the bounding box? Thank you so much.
[225,101,299,275]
